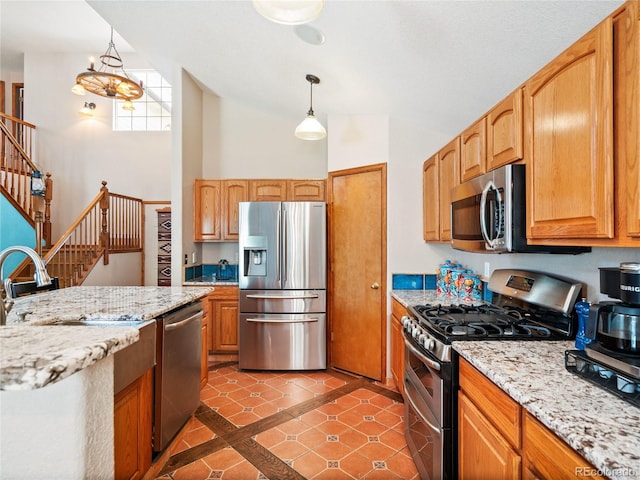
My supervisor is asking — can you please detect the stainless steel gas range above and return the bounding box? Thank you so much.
[401,269,583,480]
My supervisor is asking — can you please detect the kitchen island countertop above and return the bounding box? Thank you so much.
[391,289,640,480]
[1,286,213,390]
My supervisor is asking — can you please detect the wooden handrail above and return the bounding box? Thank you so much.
[41,181,142,288]
[0,113,52,247]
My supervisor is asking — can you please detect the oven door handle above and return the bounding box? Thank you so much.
[404,375,442,435]
[404,336,441,371]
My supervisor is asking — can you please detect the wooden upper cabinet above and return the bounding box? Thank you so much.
[287,179,326,201]
[438,137,460,241]
[194,180,222,241]
[487,88,523,171]
[222,179,248,240]
[525,17,614,240]
[249,179,287,201]
[460,117,486,181]
[423,155,440,241]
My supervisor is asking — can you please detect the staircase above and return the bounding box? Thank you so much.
[1,114,143,289]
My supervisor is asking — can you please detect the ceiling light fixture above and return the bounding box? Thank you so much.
[71,27,143,111]
[253,0,324,25]
[295,74,326,140]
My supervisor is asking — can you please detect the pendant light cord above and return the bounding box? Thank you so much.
[308,79,315,116]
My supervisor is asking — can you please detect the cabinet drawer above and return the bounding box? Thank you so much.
[208,286,239,300]
[459,358,521,449]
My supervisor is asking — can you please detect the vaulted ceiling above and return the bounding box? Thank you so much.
[1,0,625,135]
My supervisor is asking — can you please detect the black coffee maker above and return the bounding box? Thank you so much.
[585,263,640,380]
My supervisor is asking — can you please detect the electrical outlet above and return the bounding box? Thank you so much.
[484,262,491,279]
[192,252,196,263]
[184,254,188,265]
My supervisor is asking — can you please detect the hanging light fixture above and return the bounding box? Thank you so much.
[295,74,327,140]
[71,27,143,110]
[79,102,96,116]
[253,0,324,25]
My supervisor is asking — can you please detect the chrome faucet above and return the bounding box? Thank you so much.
[0,245,52,326]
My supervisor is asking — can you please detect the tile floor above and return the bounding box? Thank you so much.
[155,357,419,479]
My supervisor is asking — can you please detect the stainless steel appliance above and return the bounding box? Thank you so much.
[565,263,640,407]
[450,164,590,254]
[238,201,326,370]
[153,301,203,452]
[401,269,583,479]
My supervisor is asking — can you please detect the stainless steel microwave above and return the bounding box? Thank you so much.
[450,164,590,254]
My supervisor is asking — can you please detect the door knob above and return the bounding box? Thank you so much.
[371,282,380,289]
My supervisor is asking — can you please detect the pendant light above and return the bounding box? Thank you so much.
[253,0,324,25]
[72,27,143,111]
[295,74,327,140]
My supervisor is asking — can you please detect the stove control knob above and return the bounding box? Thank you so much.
[412,326,420,339]
[424,338,435,350]
[418,333,426,345]
[401,316,412,328]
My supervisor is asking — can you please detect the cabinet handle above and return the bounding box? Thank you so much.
[371,282,380,289]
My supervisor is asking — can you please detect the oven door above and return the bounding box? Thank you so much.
[403,335,454,479]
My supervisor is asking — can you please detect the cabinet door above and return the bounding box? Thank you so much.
[114,369,153,480]
[525,18,614,240]
[460,117,486,181]
[423,155,439,241]
[214,300,239,352]
[458,392,521,480]
[194,180,222,241]
[287,179,326,201]
[523,412,601,479]
[438,137,460,241]
[390,299,406,395]
[222,179,249,240]
[487,88,523,171]
[249,179,287,201]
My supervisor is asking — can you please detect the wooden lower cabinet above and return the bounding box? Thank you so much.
[201,298,210,388]
[390,298,406,395]
[458,358,600,479]
[207,286,239,353]
[114,368,153,480]
[459,391,521,479]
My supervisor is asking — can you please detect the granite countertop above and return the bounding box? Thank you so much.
[454,342,640,480]
[1,286,213,391]
[391,289,639,480]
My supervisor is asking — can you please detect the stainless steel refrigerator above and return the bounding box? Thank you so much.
[238,201,326,370]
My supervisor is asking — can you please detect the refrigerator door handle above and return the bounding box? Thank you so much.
[246,317,319,323]
[276,207,281,282]
[246,294,320,300]
[282,207,287,285]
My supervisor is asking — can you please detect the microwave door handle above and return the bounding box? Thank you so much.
[479,181,494,248]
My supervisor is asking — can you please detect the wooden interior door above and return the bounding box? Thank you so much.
[328,163,386,381]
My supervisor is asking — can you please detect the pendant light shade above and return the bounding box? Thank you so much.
[253,0,324,25]
[295,74,326,140]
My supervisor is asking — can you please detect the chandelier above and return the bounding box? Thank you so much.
[72,27,143,109]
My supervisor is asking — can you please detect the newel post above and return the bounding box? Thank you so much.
[100,181,110,265]
[43,172,53,248]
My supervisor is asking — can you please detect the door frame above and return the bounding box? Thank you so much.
[327,162,387,381]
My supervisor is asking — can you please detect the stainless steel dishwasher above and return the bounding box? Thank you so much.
[153,301,202,452]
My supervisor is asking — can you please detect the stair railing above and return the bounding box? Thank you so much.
[40,181,143,289]
[0,112,52,247]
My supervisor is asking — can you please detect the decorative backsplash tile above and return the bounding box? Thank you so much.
[392,274,437,290]
[185,263,238,282]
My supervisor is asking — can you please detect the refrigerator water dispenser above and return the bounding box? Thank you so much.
[243,236,267,277]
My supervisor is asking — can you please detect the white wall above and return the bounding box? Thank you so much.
[84,252,142,286]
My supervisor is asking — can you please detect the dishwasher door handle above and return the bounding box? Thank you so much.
[164,312,202,331]
[246,317,319,323]
[246,294,319,300]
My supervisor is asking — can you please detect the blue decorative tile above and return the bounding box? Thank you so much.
[203,264,216,276]
[184,266,195,281]
[424,274,437,290]
[392,274,424,290]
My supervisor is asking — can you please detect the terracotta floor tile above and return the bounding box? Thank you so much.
[292,450,329,478]
[340,451,376,478]
[170,459,212,480]
[297,426,328,449]
[155,364,418,480]
[313,439,354,461]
